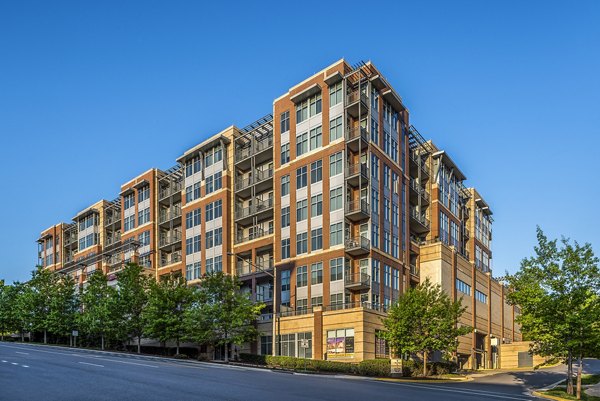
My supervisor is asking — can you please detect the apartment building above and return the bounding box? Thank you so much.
[36,58,520,368]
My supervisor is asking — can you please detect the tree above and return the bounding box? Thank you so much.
[506,227,600,399]
[381,278,472,376]
[0,282,17,340]
[46,274,79,343]
[27,266,57,343]
[185,272,264,362]
[142,274,194,355]
[78,270,117,350]
[115,263,151,353]
[12,282,34,342]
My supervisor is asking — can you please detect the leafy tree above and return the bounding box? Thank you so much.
[381,278,472,376]
[77,270,117,350]
[142,274,193,355]
[27,266,57,343]
[115,263,151,353]
[47,274,79,342]
[506,227,600,399]
[185,272,264,362]
[0,282,17,340]
[12,282,34,342]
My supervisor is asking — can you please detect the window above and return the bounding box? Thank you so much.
[383,165,390,189]
[440,212,450,245]
[261,335,273,356]
[371,118,379,145]
[372,259,380,283]
[311,262,323,284]
[330,187,342,211]
[193,262,201,279]
[193,182,201,200]
[392,269,399,290]
[330,258,343,281]
[281,175,290,196]
[206,175,214,194]
[205,203,214,221]
[311,296,323,308]
[372,222,379,248]
[296,132,308,156]
[296,299,308,314]
[329,116,343,141]
[124,215,135,232]
[330,222,343,246]
[330,293,343,310]
[186,264,193,281]
[280,111,290,133]
[456,279,471,295]
[309,126,322,150]
[476,290,488,304]
[371,189,379,215]
[329,81,343,106]
[310,160,322,183]
[281,143,290,165]
[326,328,355,356]
[296,232,308,255]
[214,200,222,219]
[384,198,391,222]
[296,99,308,123]
[371,154,379,180]
[214,227,222,246]
[213,172,222,192]
[185,186,193,203]
[375,330,389,359]
[138,231,150,247]
[281,206,290,228]
[138,207,150,226]
[309,92,322,117]
[281,238,290,259]
[296,265,308,287]
[185,209,200,229]
[296,199,308,221]
[383,230,391,253]
[329,152,343,177]
[310,194,322,217]
[213,255,222,272]
[205,258,213,274]
[311,228,323,251]
[138,185,150,202]
[124,193,135,210]
[296,166,307,189]
[206,230,214,248]
[279,333,296,357]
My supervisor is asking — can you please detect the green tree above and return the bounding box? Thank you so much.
[78,270,117,350]
[381,278,472,376]
[143,274,193,355]
[13,282,34,342]
[115,263,151,353]
[27,266,57,343]
[47,275,79,343]
[506,228,600,399]
[0,282,18,340]
[185,272,264,362]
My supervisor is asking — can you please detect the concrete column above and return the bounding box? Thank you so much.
[313,306,323,360]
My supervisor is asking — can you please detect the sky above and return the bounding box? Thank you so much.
[0,1,598,284]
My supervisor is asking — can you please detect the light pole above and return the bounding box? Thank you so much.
[227,252,276,356]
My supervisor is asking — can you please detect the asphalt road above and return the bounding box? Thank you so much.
[0,342,597,401]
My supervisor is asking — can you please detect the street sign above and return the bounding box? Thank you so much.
[72,330,79,337]
[300,339,309,349]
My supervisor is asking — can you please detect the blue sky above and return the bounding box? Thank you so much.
[0,1,598,284]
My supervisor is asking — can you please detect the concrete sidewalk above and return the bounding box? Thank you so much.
[586,382,600,397]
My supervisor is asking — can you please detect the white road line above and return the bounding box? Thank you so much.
[538,378,566,391]
[1,360,6,363]
[377,381,534,400]
[91,357,158,368]
[22,365,29,368]
[10,362,18,365]
[78,362,104,368]
[15,351,29,355]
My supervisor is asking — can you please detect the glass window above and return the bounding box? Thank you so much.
[310,194,322,217]
[330,187,342,211]
[329,152,343,177]
[309,93,322,116]
[329,81,343,106]
[311,228,323,251]
[281,206,290,228]
[296,199,308,221]
[309,126,322,150]
[310,160,322,183]
[281,175,290,196]
[281,143,290,165]
[296,265,308,287]
[296,232,308,255]
[330,222,343,246]
[280,111,290,133]
[311,262,323,284]
[329,116,343,141]
[296,132,308,156]
[281,238,290,259]
[296,166,307,189]
[330,258,343,281]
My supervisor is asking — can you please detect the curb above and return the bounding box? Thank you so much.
[531,390,569,401]
[376,376,471,384]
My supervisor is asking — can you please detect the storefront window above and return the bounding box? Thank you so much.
[326,328,355,358]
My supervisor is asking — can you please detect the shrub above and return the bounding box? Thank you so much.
[173,353,189,360]
[357,359,391,377]
[239,353,267,365]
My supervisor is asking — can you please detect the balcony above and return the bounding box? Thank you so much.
[104,215,121,227]
[159,251,182,267]
[409,150,429,178]
[254,168,274,193]
[344,272,371,291]
[254,135,274,164]
[235,176,253,196]
[159,231,182,248]
[159,182,183,202]
[409,179,430,204]
[159,206,182,225]
[235,198,274,225]
[409,208,430,234]
[346,163,369,188]
[235,226,274,245]
[345,126,369,152]
[410,264,419,278]
[346,90,369,118]
[345,236,370,256]
[345,200,370,222]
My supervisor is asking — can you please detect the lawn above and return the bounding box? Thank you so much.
[541,386,600,401]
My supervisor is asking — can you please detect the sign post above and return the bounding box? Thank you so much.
[300,339,309,372]
[72,330,78,348]
[390,358,403,377]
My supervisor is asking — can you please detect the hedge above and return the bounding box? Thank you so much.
[238,354,456,377]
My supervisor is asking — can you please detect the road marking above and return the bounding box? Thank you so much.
[1,360,6,363]
[92,357,158,368]
[377,381,535,400]
[11,362,18,365]
[78,362,104,368]
[22,365,29,368]
[15,351,29,355]
[538,378,566,391]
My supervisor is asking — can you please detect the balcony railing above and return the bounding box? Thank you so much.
[344,272,371,290]
[409,150,429,175]
[345,126,369,142]
[346,90,368,106]
[159,207,182,224]
[235,198,274,220]
[235,146,252,161]
[235,226,274,244]
[345,200,370,216]
[159,182,183,200]
[409,179,430,202]
[347,162,369,178]
[159,251,182,267]
[159,231,182,247]
[255,167,273,183]
[410,264,419,277]
[255,136,274,153]
[345,236,370,254]
[409,207,430,229]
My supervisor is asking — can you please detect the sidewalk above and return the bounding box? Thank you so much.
[587,382,600,397]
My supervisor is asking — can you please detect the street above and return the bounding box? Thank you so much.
[0,342,597,401]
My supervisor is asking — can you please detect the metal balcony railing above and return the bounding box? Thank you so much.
[409,208,430,229]
[409,179,430,202]
[344,272,371,288]
[346,90,368,106]
[159,182,183,200]
[345,200,370,215]
[235,198,274,220]
[347,162,369,178]
[410,264,419,277]
[345,236,370,251]
[159,206,182,224]
[160,251,182,267]
[345,126,369,142]
[159,231,182,247]
[235,226,274,244]
[255,135,274,153]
